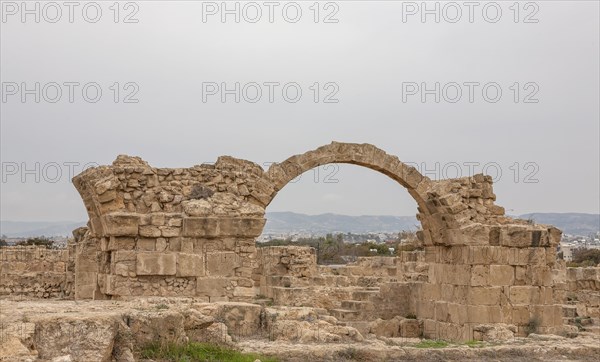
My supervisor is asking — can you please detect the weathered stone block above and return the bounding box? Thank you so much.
[180,238,194,253]
[233,286,255,298]
[530,265,553,286]
[182,218,219,238]
[107,236,135,251]
[447,303,468,324]
[417,300,434,319]
[421,283,441,300]
[177,253,204,277]
[509,286,540,304]
[136,253,177,275]
[468,246,508,265]
[137,238,155,251]
[113,250,136,262]
[161,226,180,238]
[139,225,161,238]
[400,318,422,338]
[489,265,514,286]
[470,265,489,286]
[156,238,168,252]
[206,252,238,277]
[182,217,266,238]
[103,213,140,236]
[468,287,501,305]
[196,277,229,297]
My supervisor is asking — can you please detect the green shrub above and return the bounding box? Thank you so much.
[140,342,278,362]
[413,340,449,348]
[16,236,54,248]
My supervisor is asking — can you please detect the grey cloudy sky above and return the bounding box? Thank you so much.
[1,0,598,221]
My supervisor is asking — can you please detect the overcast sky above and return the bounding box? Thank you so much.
[1,0,598,221]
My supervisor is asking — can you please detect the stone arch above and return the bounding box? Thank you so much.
[261,142,446,244]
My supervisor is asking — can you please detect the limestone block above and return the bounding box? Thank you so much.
[468,287,502,305]
[369,317,403,337]
[421,319,437,339]
[435,321,471,342]
[434,301,449,322]
[441,284,468,304]
[489,265,515,286]
[514,266,529,285]
[468,246,508,265]
[467,305,501,324]
[139,225,161,238]
[400,318,422,338]
[233,286,255,298]
[530,265,553,286]
[447,303,468,324]
[113,250,136,262]
[160,226,180,238]
[150,213,166,226]
[114,262,135,277]
[156,238,168,252]
[417,300,435,319]
[512,305,530,325]
[456,223,491,245]
[136,253,177,275]
[530,305,562,327]
[509,286,540,304]
[470,265,489,286]
[180,238,194,253]
[501,226,551,248]
[137,238,155,251]
[421,283,441,300]
[206,252,238,277]
[168,217,183,227]
[182,217,266,238]
[169,237,182,252]
[107,236,135,251]
[196,277,229,297]
[177,253,204,277]
[103,213,140,236]
[183,218,220,238]
[442,264,471,286]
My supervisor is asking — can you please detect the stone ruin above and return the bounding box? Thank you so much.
[2,142,598,343]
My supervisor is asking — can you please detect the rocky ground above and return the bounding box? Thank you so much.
[1,297,598,362]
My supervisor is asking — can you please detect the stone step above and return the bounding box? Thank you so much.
[253,298,274,307]
[329,308,361,321]
[341,300,375,311]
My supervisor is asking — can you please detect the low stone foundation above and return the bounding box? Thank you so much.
[0,246,73,299]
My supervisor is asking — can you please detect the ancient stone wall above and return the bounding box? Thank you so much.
[63,142,568,341]
[0,246,73,299]
[72,155,266,301]
[563,267,600,324]
[418,244,562,339]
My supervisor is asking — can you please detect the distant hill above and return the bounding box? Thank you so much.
[264,212,600,236]
[518,213,600,236]
[1,212,598,238]
[264,212,419,233]
[0,221,86,238]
